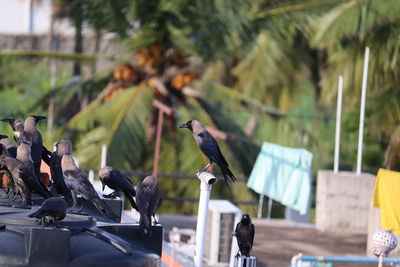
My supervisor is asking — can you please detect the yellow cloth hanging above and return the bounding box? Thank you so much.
[373,168,400,234]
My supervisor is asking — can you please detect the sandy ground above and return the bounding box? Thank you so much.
[158,215,380,267]
[251,219,376,267]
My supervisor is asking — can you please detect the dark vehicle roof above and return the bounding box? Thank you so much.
[0,190,162,266]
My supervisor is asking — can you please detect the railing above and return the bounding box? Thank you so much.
[234,255,256,267]
[291,254,400,267]
[85,168,286,207]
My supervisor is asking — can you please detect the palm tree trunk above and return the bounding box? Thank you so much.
[81,30,101,109]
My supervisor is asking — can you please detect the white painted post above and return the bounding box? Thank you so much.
[194,181,211,267]
[88,169,94,183]
[267,198,273,220]
[257,194,264,218]
[334,75,344,174]
[234,256,257,267]
[194,171,217,267]
[356,47,370,175]
[101,144,107,168]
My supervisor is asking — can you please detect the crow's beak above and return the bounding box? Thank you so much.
[31,115,47,122]
[178,123,188,129]
[102,182,105,192]
[0,118,13,124]
[0,134,8,139]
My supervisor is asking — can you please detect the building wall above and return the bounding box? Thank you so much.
[0,0,50,34]
[0,0,76,36]
[316,170,376,233]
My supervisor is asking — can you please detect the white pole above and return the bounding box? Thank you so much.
[101,144,107,168]
[356,47,370,175]
[194,171,216,267]
[257,194,264,219]
[334,75,344,174]
[88,169,94,183]
[194,180,211,267]
[267,198,273,220]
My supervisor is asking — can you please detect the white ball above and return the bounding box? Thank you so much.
[372,230,397,257]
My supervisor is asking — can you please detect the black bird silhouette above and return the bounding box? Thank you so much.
[233,214,255,256]
[23,115,47,180]
[49,139,73,206]
[61,153,115,219]
[99,166,138,211]
[179,120,236,184]
[0,144,52,206]
[28,197,67,225]
[0,118,29,144]
[136,176,160,236]
[0,135,17,158]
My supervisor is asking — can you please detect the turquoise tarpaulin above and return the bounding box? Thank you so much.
[247,142,313,215]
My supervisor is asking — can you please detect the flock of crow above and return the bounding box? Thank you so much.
[0,116,254,256]
[0,115,159,235]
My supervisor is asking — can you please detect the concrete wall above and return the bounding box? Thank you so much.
[0,33,118,74]
[316,170,376,233]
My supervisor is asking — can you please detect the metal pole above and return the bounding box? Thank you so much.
[152,100,172,177]
[378,255,383,267]
[257,194,264,219]
[194,180,211,267]
[47,60,56,135]
[194,171,217,267]
[334,75,343,174]
[101,144,107,168]
[153,110,164,177]
[267,198,273,220]
[356,47,370,175]
[28,0,34,33]
[47,15,58,135]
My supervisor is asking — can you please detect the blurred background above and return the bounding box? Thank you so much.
[0,0,399,218]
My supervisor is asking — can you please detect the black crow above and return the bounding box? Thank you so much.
[0,144,52,206]
[16,142,34,172]
[136,175,160,236]
[61,153,114,219]
[0,118,29,144]
[233,214,255,256]
[99,166,138,211]
[179,120,236,184]
[49,139,73,206]
[23,115,47,180]
[0,135,17,158]
[28,197,68,225]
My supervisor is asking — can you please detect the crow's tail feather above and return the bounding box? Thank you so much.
[139,213,151,236]
[92,197,115,220]
[124,190,138,212]
[221,165,236,185]
[28,209,42,218]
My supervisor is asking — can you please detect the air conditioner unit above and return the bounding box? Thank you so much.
[204,200,241,267]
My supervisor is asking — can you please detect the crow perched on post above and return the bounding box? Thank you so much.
[179,120,236,184]
[61,148,115,219]
[233,214,255,256]
[99,166,138,211]
[136,175,160,236]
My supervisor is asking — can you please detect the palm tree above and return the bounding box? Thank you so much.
[42,0,400,214]
[309,0,400,171]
